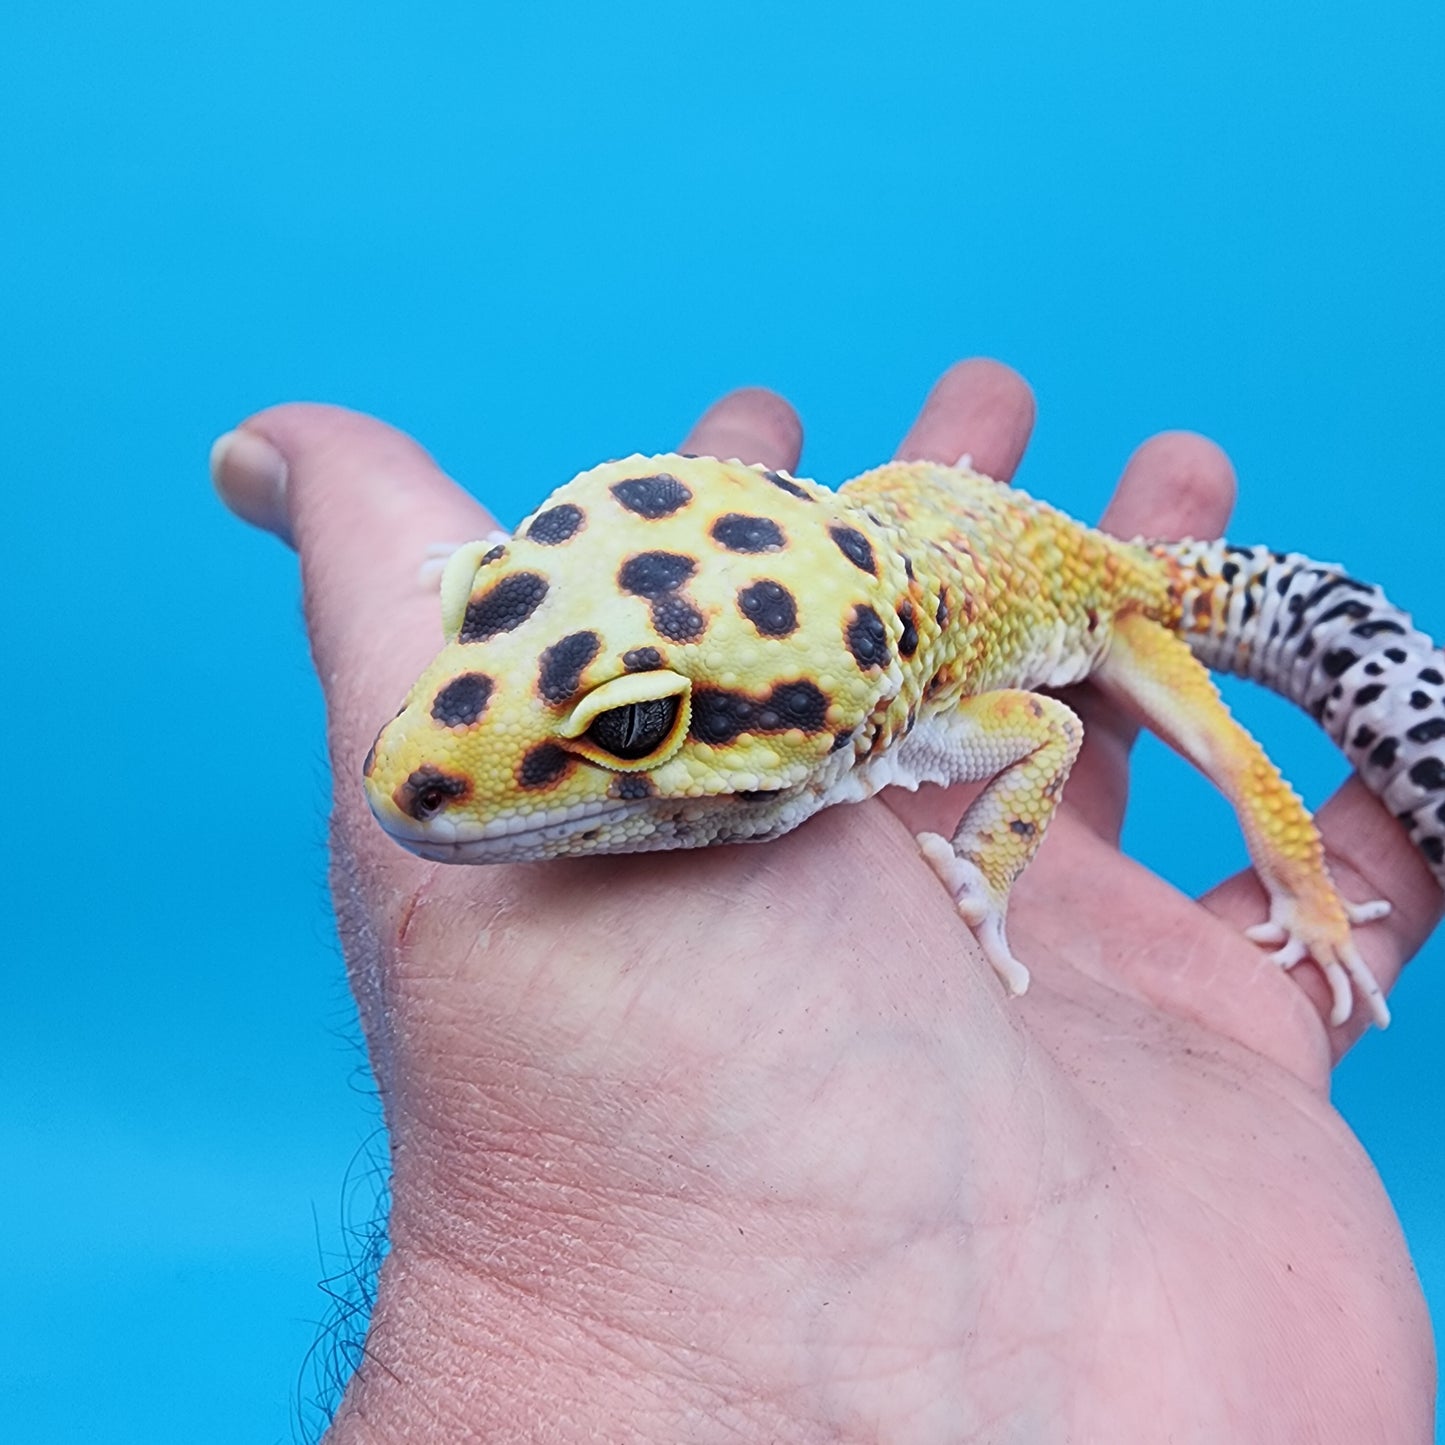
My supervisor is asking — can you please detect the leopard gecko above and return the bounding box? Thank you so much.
[362,454,1445,1027]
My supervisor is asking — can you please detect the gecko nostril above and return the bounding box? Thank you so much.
[413,785,450,818]
[397,766,471,821]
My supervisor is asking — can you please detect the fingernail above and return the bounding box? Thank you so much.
[210,428,293,545]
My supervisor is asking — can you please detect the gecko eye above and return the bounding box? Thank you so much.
[585,696,681,760]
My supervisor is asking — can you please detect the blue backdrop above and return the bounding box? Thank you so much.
[4,2,1440,1439]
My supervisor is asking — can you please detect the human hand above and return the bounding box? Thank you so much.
[216,361,1438,1442]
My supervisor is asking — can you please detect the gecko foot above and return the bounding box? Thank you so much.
[1244,891,1392,1029]
[916,832,1031,996]
[418,531,513,587]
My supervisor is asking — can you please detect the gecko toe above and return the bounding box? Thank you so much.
[1346,897,1391,926]
[1265,937,1308,970]
[1245,920,1289,946]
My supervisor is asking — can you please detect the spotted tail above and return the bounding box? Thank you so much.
[1154,539,1445,884]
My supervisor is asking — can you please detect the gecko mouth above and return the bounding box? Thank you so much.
[367,796,647,864]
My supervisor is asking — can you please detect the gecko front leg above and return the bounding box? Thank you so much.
[915,690,1083,995]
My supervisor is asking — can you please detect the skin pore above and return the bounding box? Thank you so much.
[215,361,1439,1442]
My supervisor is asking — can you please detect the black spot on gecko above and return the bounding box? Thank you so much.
[1221,561,1239,583]
[611,774,654,801]
[480,544,505,566]
[1363,662,1384,676]
[897,601,918,658]
[1352,619,1407,639]
[1352,683,1386,707]
[1409,757,1445,791]
[611,474,692,518]
[623,646,664,672]
[517,742,572,790]
[687,690,756,746]
[936,588,949,627]
[431,672,495,727]
[830,729,854,752]
[1301,578,1348,611]
[1352,726,1377,749]
[1406,717,1445,745]
[537,631,600,705]
[396,766,471,820]
[768,682,829,731]
[1368,737,1399,770]
[829,524,876,576]
[1385,648,1408,663]
[737,579,798,637]
[846,605,890,670]
[1318,599,1372,624]
[689,680,829,745]
[459,572,549,643]
[737,788,784,803]
[763,469,812,500]
[619,551,696,598]
[1010,819,1036,836]
[618,552,706,642]
[652,595,707,643]
[1421,667,1445,685]
[1410,690,1432,709]
[1321,648,1359,678]
[711,513,785,552]
[1423,836,1445,867]
[526,503,584,545]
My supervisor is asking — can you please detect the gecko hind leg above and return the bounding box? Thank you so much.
[1093,610,1390,1027]
[914,689,1084,996]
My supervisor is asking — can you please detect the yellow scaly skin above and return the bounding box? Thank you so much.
[364,454,1396,1027]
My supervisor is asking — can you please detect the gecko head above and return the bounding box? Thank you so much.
[362,454,907,862]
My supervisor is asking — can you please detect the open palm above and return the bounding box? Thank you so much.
[219,361,1438,1442]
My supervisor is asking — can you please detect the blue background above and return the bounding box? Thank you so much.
[4,2,1441,1438]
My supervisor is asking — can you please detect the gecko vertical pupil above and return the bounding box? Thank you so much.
[586,696,680,760]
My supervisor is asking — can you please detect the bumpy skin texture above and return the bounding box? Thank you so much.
[364,453,1445,1027]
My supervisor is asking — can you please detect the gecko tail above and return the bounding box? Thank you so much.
[1150,538,1445,886]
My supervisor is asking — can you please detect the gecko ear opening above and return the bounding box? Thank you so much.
[559,671,692,770]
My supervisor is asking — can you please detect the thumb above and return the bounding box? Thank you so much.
[212,403,499,864]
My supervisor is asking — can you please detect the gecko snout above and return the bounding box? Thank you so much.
[394,765,473,822]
